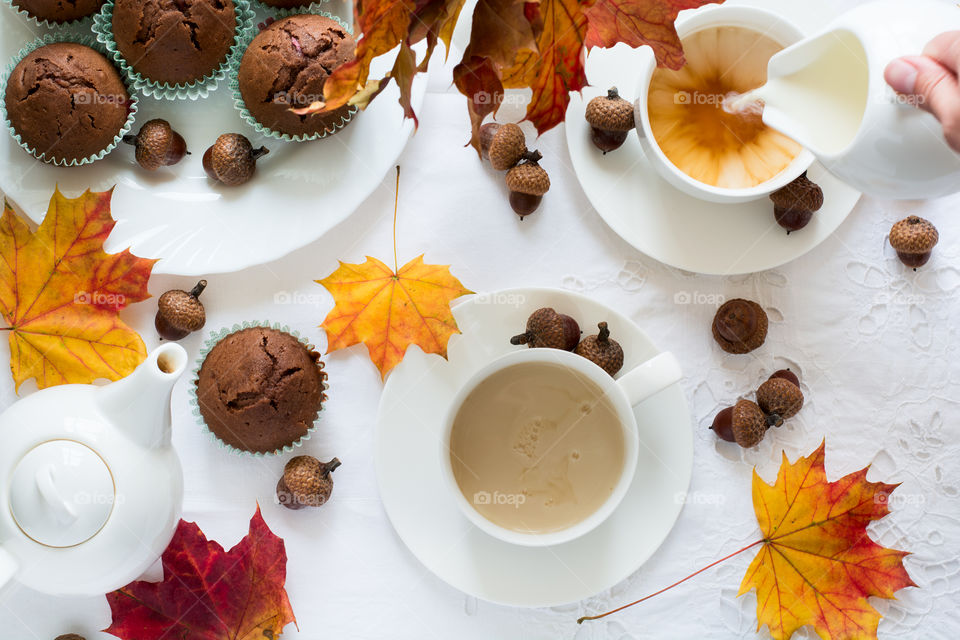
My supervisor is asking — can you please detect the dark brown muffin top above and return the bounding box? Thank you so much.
[111,0,236,85]
[257,0,312,6]
[237,14,355,136]
[4,43,130,163]
[11,0,104,22]
[196,327,327,454]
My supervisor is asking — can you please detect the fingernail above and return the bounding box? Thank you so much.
[885,58,919,95]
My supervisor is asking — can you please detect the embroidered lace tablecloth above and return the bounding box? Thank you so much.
[2,2,959,637]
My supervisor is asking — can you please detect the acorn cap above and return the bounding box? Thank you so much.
[55,636,86,640]
[889,215,938,254]
[573,322,624,376]
[208,133,269,186]
[277,456,341,509]
[585,87,635,132]
[732,399,766,448]
[505,160,550,196]
[157,280,206,333]
[712,298,768,355]
[489,123,527,170]
[769,172,824,213]
[756,377,804,425]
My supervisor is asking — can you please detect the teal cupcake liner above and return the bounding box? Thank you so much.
[252,0,331,12]
[229,5,357,142]
[1,0,100,29]
[188,320,329,458]
[0,33,139,167]
[92,0,255,100]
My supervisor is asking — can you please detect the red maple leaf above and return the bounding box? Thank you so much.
[104,507,296,640]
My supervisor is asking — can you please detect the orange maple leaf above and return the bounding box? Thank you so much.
[0,189,156,390]
[584,0,725,70]
[317,256,472,380]
[740,441,916,640]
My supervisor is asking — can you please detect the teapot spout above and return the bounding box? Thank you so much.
[96,343,188,449]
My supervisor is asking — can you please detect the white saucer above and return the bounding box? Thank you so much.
[0,11,427,276]
[375,288,693,607]
[564,0,862,276]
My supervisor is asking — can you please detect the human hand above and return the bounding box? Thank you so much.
[885,31,960,153]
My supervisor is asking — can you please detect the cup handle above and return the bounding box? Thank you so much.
[0,545,17,590]
[615,352,682,407]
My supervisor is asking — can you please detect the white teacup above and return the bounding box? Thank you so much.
[632,5,815,204]
[439,347,682,547]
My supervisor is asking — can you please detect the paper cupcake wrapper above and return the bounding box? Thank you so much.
[1,0,99,29]
[188,320,329,458]
[229,5,357,142]
[0,33,139,167]
[92,0,255,100]
[253,0,331,12]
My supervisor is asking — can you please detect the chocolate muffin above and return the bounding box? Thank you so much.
[196,327,327,454]
[257,0,311,6]
[111,0,237,86]
[11,0,104,23]
[237,14,355,137]
[4,43,130,164]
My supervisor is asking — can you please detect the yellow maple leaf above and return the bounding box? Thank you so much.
[740,442,916,640]
[317,255,472,379]
[0,189,156,390]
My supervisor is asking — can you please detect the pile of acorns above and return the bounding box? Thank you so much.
[711,369,804,448]
[510,307,624,376]
[123,118,269,186]
[478,123,550,218]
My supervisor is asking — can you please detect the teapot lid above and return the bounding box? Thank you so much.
[9,440,115,548]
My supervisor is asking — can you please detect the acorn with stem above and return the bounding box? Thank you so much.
[479,122,527,170]
[505,150,550,218]
[585,87,635,153]
[203,133,269,186]
[123,119,189,170]
[155,280,207,341]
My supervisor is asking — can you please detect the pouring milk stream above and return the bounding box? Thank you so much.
[724,0,960,200]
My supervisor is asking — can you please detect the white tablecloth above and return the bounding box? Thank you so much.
[2,5,960,638]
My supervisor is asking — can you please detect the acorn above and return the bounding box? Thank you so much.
[511,307,580,351]
[202,133,269,186]
[574,322,624,376]
[479,122,527,170]
[889,215,938,268]
[711,298,768,354]
[505,150,550,217]
[768,368,800,388]
[276,456,341,510]
[731,399,767,448]
[756,377,804,427]
[769,172,824,233]
[155,280,207,341]
[123,119,188,170]
[584,87,635,153]
[710,405,736,442]
[55,635,86,640]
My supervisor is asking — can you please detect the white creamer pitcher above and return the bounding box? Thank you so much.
[757,0,960,199]
[0,344,187,596]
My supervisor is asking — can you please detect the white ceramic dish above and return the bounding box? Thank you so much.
[0,15,428,276]
[564,0,862,275]
[375,288,694,607]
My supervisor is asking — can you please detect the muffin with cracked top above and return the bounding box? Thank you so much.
[237,13,355,137]
[3,42,131,164]
[11,0,105,23]
[110,0,237,86]
[195,326,327,455]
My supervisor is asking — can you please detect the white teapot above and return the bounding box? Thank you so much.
[0,344,187,596]
[757,0,960,199]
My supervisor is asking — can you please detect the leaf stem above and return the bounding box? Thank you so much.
[393,165,400,275]
[577,539,763,624]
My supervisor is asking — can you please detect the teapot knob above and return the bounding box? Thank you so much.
[35,464,78,526]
